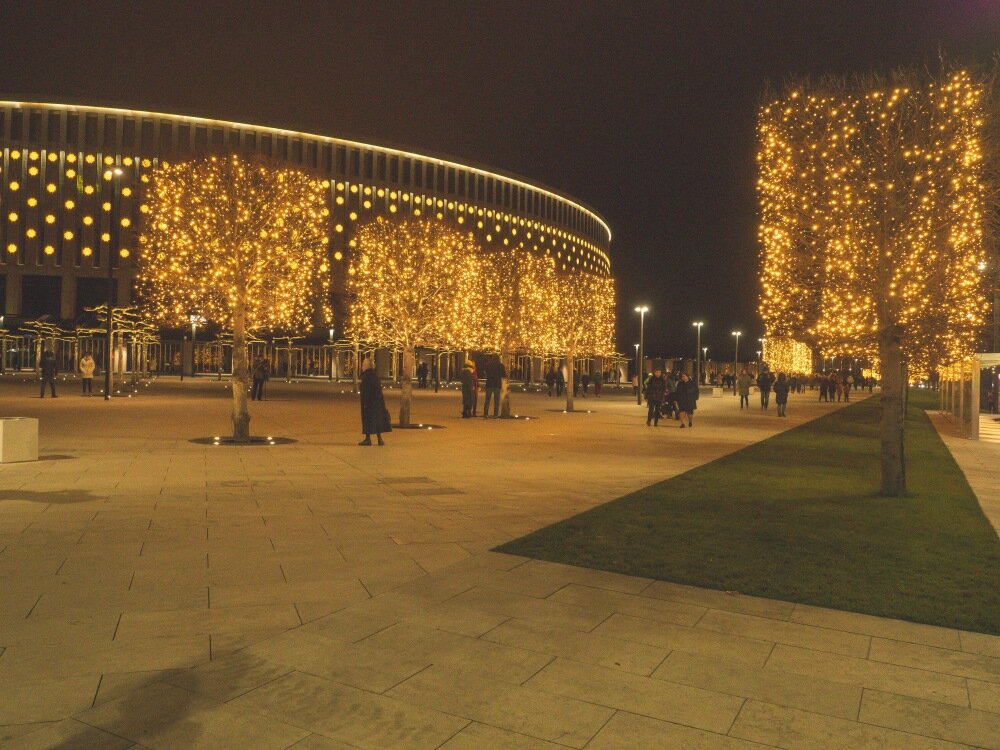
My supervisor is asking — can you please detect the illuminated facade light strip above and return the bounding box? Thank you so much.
[0,101,612,244]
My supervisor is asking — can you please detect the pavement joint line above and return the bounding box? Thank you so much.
[586,610,617,634]
[90,674,104,709]
[579,707,619,749]
[647,649,673,678]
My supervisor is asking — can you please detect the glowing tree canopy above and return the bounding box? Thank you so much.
[757,68,993,495]
[347,216,481,426]
[551,269,617,412]
[138,155,331,440]
[762,337,814,374]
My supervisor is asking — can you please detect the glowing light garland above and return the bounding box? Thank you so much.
[762,337,813,374]
[757,69,990,376]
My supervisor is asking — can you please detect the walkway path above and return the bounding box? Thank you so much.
[930,410,1000,539]
[1,380,997,749]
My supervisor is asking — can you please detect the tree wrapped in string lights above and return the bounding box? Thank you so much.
[757,68,994,495]
[474,250,561,416]
[552,269,617,412]
[347,216,481,427]
[137,155,331,441]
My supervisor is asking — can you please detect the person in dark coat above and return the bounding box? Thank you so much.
[359,361,390,445]
[250,355,269,401]
[773,372,790,417]
[757,370,773,410]
[482,356,505,418]
[39,350,58,398]
[544,366,556,396]
[458,360,475,418]
[675,371,698,427]
[645,367,667,426]
[555,367,565,396]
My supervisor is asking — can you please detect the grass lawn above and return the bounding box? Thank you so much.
[498,389,1000,634]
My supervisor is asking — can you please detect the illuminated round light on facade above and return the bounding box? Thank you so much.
[436,212,443,220]
[447,201,454,210]
[43,244,55,255]
[436,199,444,207]
[83,215,94,225]
[47,152,57,162]
[28,166,39,176]
[103,169,113,180]
[413,208,421,216]
[10,149,20,159]
[477,221,484,229]
[102,201,111,211]
[363,186,372,196]
[335,195,345,205]
[82,246,93,257]
[85,154,95,164]
[486,233,492,241]
[390,191,397,199]
[414,195,423,204]
[26,228,37,238]
[84,185,95,194]
[348,239,357,247]
[122,187,132,197]
[141,158,151,168]
[336,182,345,191]
[46,183,56,193]
[64,199,75,209]
[139,204,150,214]
[44,214,55,224]
[29,151,39,160]
[123,157,133,166]
[119,248,130,258]
[349,184,358,194]
[120,217,131,228]
[402,192,410,201]
[7,212,17,222]
[66,153,76,163]
[376,188,385,198]
[27,197,37,207]
[65,168,76,178]
[388,204,397,213]
[101,232,111,242]
[349,211,358,221]
[363,200,372,209]
[457,215,464,223]
[334,223,344,233]
[103,155,114,165]
[6,243,16,253]
[333,251,343,261]
[495,224,501,232]
[63,230,74,240]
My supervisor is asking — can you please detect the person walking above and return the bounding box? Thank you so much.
[416,361,428,389]
[555,366,565,397]
[675,371,698,427]
[250,355,269,401]
[844,372,854,402]
[359,360,390,445]
[39,349,58,398]
[592,368,602,397]
[819,373,829,402]
[756,369,772,410]
[645,367,667,426]
[471,361,480,416]
[736,369,752,410]
[79,352,96,396]
[459,359,475,418]
[774,372,790,417]
[482,355,505,418]
[544,366,556,397]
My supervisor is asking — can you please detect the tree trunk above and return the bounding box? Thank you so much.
[878,326,906,496]
[565,351,575,412]
[399,345,414,428]
[231,306,251,442]
[500,346,511,418]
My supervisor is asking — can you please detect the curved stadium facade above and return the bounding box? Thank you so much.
[0,101,612,325]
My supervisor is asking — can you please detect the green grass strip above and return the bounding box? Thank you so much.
[499,390,1000,634]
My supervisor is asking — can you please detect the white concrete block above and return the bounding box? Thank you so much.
[0,417,38,463]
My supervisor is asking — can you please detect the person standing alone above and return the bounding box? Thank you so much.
[359,360,390,445]
[736,369,752,410]
[482,355,505,418]
[39,350,58,398]
[250,355,269,401]
[79,352,96,396]
[774,372,790,417]
[675,371,698,428]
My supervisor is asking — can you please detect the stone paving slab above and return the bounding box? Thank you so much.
[2,380,999,747]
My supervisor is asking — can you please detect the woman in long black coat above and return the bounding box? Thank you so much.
[359,362,391,445]
[675,371,699,428]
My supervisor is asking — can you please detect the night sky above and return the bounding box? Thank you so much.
[2,1,997,358]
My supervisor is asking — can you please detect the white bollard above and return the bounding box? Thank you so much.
[0,418,39,462]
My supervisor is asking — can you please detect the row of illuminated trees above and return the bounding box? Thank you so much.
[757,66,997,495]
[135,155,616,440]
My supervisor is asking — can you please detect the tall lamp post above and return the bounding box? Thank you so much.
[702,347,708,383]
[634,306,648,405]
[731,331,741,395]
[104,167,124,401]
[692,321,704,386]
[756,350,762,376]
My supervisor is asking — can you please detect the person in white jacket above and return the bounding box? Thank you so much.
[79,353,96,396]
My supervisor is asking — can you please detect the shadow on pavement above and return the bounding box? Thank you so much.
[0,489,99,504]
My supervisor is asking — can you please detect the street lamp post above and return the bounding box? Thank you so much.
[104,167,124,401]
[731,331,741,395]
[756,350,762,376]
[634,306,648,405]
[189,314,203,377]
[692,321,704,386]
[702,347,708,383]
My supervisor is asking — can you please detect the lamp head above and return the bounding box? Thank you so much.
[732,331,741,337]
[634,305,649,314]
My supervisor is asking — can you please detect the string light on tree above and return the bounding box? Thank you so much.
[137,154,331,441]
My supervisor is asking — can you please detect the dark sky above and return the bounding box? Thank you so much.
[2,0,997,358]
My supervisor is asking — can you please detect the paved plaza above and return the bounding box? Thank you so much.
[0,377,998,749]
